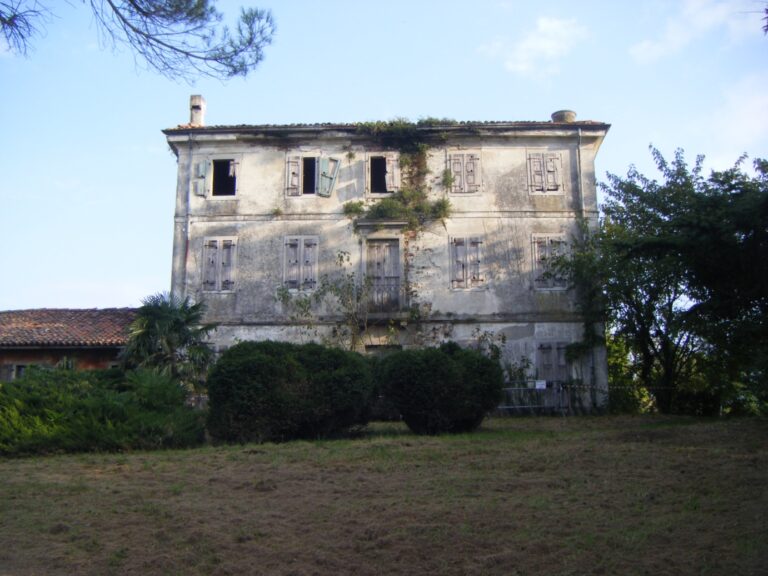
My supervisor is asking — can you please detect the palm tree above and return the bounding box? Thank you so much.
[121,293,217,391]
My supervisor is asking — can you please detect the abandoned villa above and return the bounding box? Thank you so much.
[163,96,610,407]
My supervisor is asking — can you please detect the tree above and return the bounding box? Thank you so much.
[0,1,275,80]
[120,292,218,391]
[566,148,767,414]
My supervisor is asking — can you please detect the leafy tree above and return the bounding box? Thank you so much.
[120,292,217,391]
[563,148,767,413]
[0,0,275,80]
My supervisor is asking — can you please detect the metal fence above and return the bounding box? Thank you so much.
[496,381,571,415]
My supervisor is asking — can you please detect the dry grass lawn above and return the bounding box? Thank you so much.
[0,415,766,575]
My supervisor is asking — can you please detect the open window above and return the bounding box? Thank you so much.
[366,153,399,194]
[448,153,481,193]
[203,237,237,292]
[284,236,319,290]
[192,158,239,197]
[286,156,340,197]
[533,235,567,290]
[450,237,485,288]
[528,152,563,194]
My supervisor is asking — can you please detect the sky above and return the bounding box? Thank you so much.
[0,0,766,310]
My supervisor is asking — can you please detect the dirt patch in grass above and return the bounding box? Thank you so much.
[0,416,766,575]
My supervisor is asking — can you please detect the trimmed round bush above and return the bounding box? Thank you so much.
[206,341,374,443]
[377,342,503,434]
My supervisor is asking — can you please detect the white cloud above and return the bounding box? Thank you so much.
[630,0,762,64]
[479,17,588,77]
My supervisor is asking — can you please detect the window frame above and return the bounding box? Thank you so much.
[532,234,568,290]
[449,236,486,290]
[191,155,241,199]
[285,155,340,198]
[283,235,320,292]
[447,152,482,194]
[202,236,238,293]
[365,152,400,196]
[527,151,564,195]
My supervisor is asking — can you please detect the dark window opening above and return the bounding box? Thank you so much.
[302,157,317,194]
[370,156,388,193]
[212,160,236,196]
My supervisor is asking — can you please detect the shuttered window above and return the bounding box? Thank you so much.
[448,153,481,193]
[533,235,567,290]
[191,158,238,197]
[286,156,340,197]
[450,237,485,288]
[528,152,563,193]
[284,236,319,290]
[202,237,237,291]
[536,342,569,382]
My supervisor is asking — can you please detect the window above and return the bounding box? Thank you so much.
[367,153,399,194]
[533,235,567,289]
[286,156,340,197]
[366,239,400,311]
[528,152,563,194]
[203,237,237,291]
[450,237,485,288]
[192,158,238,197]
[284,236,319,290]
[448,153,481,193]
[536,342,569,383]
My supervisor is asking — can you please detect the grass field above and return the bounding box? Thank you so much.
[0,415,766,575]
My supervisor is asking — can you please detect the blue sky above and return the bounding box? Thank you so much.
[0,0,765,310]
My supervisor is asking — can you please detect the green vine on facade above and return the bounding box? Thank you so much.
[354,119,454,231]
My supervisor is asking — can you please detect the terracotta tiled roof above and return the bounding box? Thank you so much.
[0,309,138,347]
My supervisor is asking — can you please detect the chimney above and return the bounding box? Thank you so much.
[551,109,576,123]
[190,95,206,126]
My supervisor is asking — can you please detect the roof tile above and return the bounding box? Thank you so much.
[0,308,138,347]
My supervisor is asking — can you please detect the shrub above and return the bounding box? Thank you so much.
[0,367,205,455]
[206,341,374,443]
[377,342,503,434]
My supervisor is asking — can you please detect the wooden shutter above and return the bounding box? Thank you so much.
[452,238,467,287]
[286,158,301,196]
[385,155,400,192]
[544,154,560,191]
[220,240,235,291]
[450,155,465,193]
[529,154,545,192]
[317,157,340,197]
[465,154,481,192]
[537,343,554,382]
[469,237,483,285]
[302,238,318,289]
[533,237,549,288]
[203,239,219,291]
[284,237,300,288]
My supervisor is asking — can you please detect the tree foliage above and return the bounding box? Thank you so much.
[120,292,217,391]
[0,0,275,80]
[574,148,768,414]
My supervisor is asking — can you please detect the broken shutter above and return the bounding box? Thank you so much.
[284,237,300,289]
[302,238,318,289]
[451,237,484,288]
[317,157,340,197]
[286,157,301,196]
[220,240,235,291]
[203,239,219,291]
[533,237,549,288]
[385,155,400,192]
